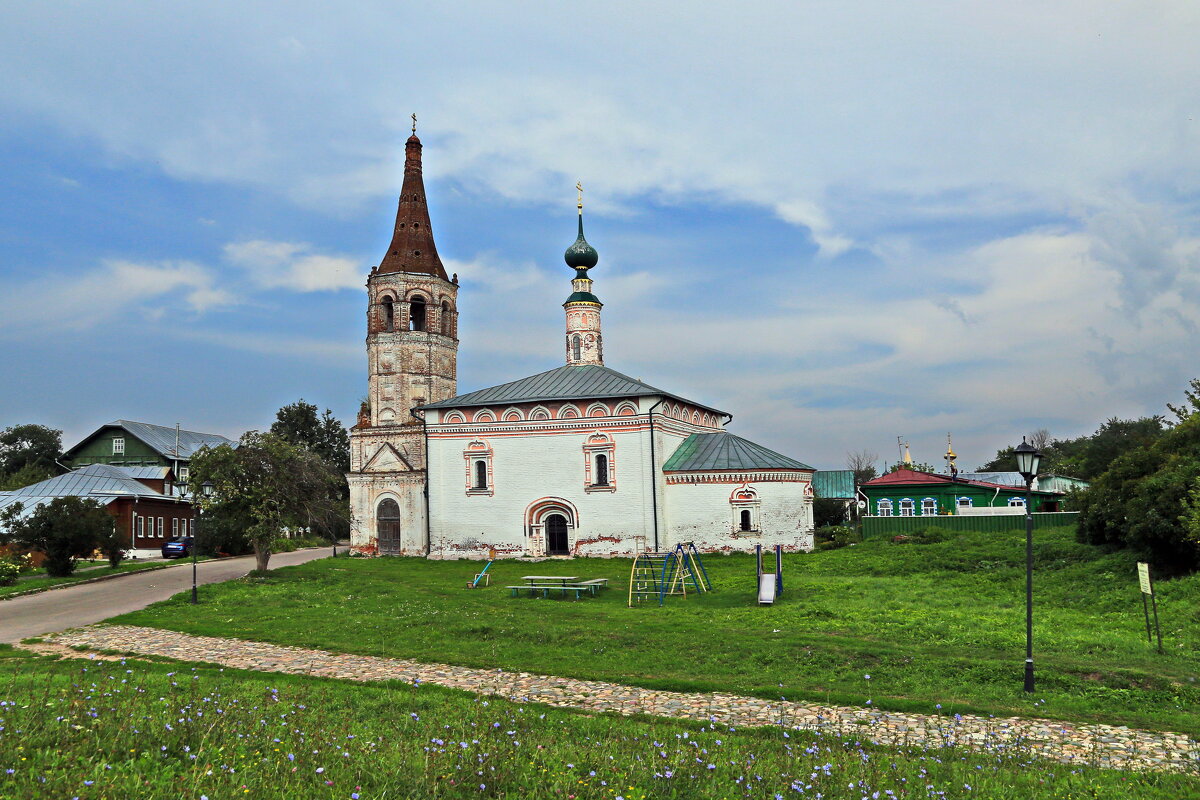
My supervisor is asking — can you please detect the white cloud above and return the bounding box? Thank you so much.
[0,259,231,336]
[223,240,364,292]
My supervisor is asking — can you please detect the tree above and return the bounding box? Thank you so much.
[1,497,111,577]
[0,463,57,491]
[270,400,351,474]
[97,524,131,568]
[1167,377,1200,425]
[886,461,937,474]
[0,424,62,479]
[190,432,344,572]
[813,497,848,528]
[1076,413,1200,574]
[977,419,1165,480]
[845,449,878,487]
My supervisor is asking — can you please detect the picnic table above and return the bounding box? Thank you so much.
[508,575,609,599]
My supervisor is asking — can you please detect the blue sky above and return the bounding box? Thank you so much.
[2,2,1199,472]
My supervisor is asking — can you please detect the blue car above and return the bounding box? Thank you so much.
[161,537,193,559]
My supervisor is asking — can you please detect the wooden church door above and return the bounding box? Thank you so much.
[546,514,569,556]
[377,499,402,555]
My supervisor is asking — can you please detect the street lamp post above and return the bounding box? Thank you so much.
[191,481,214,605]
[1014,437,1042,694]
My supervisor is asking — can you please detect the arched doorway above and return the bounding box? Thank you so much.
[546,514,569,556]
[377,498,401,555]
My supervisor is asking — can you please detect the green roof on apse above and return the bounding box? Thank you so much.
[662,432,813,472]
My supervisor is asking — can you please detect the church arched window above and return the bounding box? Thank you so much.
[382,297,395,332]
[572,334,581,362]
[441,301,452,336]
[739,509,752,531]
[595,454,609,486]
[474,460,488,490]
[409,295,426,331]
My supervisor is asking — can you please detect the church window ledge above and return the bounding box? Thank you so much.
[463,441,494,496]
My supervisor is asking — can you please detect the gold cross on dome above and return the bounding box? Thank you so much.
[411,113,417,134]
[576,181,583,211]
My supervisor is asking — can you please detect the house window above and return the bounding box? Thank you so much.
[474,460,488,490]
[957,497,973,508]
[594,454,609,486]
[113,437,125,455]
[189,519,195,536]
[876,499,893,516]
[136,516,143,540]
[899,499,915,517]
[157,517,164,538]
[921,498,937,516]
[1008,497,1026,508]
[739,509,753,531]
[409,295,426,331]
[172,518,179,538]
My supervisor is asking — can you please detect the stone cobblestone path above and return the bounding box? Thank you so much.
[41,625,1199,775]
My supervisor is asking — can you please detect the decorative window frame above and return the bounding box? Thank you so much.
[473,408,496,423]
[442,411,466,424]
[898,498,916,517]
[1008,496,1026,508]
[112,437,125,455]
[582,432,616,492]
[876,499,893,517]
[502,407,523,422]
[729,485,761,535]
[463,440,495,496]
[614,401,638,416]
[558,403,581,420]
[956,496,973,508]
[529,405,551,421]
[921,497,938,516]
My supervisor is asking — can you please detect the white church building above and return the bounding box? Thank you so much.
[348,132,815,558]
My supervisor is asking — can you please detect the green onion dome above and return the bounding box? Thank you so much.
[564,215,599,270]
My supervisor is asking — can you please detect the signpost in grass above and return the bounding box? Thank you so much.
[1137,562,1163,654]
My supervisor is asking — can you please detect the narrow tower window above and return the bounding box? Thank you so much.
[572,334,581,362]
[595,453,609,486]
[382,297,394,332]
[474,460,488,490]
[409,295,426,331]
[441,301,451,336]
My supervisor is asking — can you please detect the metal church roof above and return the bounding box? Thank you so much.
[422,364,727,415]
[662,432,813,472]
[812,469,856,499]
[0,464,179,524]
[65,420,236,460]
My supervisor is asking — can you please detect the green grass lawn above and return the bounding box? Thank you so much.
[1,645,1196,799]
[112,527,1200,735]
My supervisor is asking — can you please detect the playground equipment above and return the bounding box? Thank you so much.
[467,550,497,588]
[756,544,783,605]
[628,542,712,606]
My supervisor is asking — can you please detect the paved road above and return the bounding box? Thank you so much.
[0,547,340,643]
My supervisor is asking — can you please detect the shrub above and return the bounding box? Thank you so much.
[97,525,131,568]
[0,557,20,586]
[814,525,859,551]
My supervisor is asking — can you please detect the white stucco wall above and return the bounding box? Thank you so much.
[663,475,815,554]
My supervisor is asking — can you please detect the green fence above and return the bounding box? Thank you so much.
[861,511,1079,540]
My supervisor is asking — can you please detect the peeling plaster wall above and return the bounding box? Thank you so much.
[348,471,427,556]
[663,475,815,554]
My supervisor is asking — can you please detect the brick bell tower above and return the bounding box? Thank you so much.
[349,118,459,556]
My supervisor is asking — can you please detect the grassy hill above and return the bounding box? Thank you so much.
[114,526,1200,734]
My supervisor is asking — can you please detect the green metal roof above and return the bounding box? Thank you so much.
[662,432,813,472]
[64,420,236,461]
[812,470,856,499]
[563,291,602,305]
[422,364,727,414]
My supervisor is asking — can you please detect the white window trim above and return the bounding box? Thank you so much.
[876,499,893,517]
[112,437,125,455]
[899,498,916,517]
[921,497,937,516]
[463,441,495,496]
